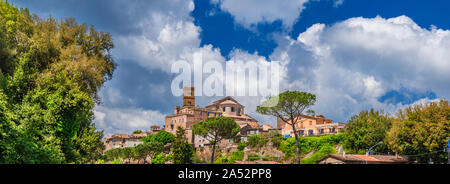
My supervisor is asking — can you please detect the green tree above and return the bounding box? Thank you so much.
[0,1,115,164]
[257,91,316,164]
[387,100,450,163]
[121,147,135,164]
[134,142,164,164]
[172,127,193,164]
[342,109,392,154]
[193,117,240,164]
[142,130,175,145]
[133,130,143,134]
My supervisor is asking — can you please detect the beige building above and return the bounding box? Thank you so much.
[278,114,345,138]
[164,86,259,147]
[103,134,143,151]
[103,125,162,151]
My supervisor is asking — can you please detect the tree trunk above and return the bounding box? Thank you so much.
[291,123,301,164]
[211,141,216,164]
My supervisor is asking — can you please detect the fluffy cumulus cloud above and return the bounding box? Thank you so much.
[213,0,310,29]
[271,15,450,122]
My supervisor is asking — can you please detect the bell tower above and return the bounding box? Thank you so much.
[183,86,195,107]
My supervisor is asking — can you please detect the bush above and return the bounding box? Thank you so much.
[279,134,343,162]
[214,155,229,164]
[152,153,172,164]
[229,151,244,163]
[237,143,246,151]
[246,135,268,148]
[109,158,123,164]
[271,136,285,149]
[301,144,336,164]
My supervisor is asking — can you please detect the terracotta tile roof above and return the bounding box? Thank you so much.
[318,154,407,163]
[111,134,129,139]
[220,100,237,105]
[353,155,379,162]
[131,133,147,138]
[235,160,280,164]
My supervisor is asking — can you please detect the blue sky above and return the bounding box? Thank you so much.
[9,0,450,135]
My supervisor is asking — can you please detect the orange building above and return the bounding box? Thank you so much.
[278,114,345,138]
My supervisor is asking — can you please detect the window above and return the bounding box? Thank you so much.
[207,112,210,116]
[319,129,324,134]
[171,125,174,130]
[309,121,312,126]
[299,130,304,136]
[223,107,226,112]
[231,107,235,112]
[308,130,314,136]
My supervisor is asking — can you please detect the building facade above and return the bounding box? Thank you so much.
[164,86,259,147]
[103,125,162,151]
[277,114,346,138]
[103,134,143,151]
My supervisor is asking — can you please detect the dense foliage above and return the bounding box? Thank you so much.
[342,109,392,154]
[246,134,269,148]
[279,134,343,163]
[214,150,245,164]
[172,127,193,164]
[103,142,164,164]
[387,100,450,163]
[0,1,115,163]
[142,130,175,145]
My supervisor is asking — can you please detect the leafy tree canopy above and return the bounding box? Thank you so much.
[193,116,240,163]
[142,130,175,145]
[342,109,392,153]
[172,127,193,164]
[387,100,450,163]
[0,1,116,163]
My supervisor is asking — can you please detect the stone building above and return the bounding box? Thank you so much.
[103,134,143,151]
[103,125,162,151]
[277,114,346,138]
[164,86,259,148]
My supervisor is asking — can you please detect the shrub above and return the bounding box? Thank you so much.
[247,135,268,148]
[237,143,246,151]
[301,144,336,164]
[229,151,244,163]
[152,153,172,164]
[279,134,343,162]
[214,155,229,164]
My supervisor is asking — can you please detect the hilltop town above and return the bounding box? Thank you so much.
[103,86,411,164]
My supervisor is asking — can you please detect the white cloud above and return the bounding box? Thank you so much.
[94,106,166,136]
[270,15,450,122]
[216,0,310,29]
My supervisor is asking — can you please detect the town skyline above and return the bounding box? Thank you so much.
[8,0,450,139]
